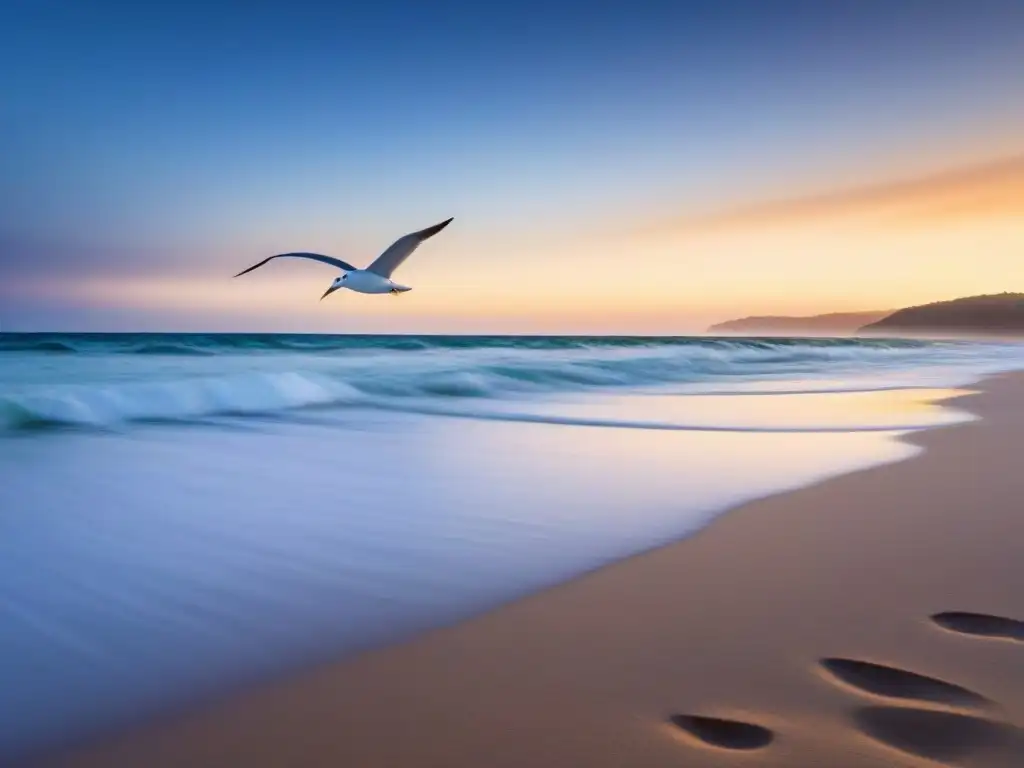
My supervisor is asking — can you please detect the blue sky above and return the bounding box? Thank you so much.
[2,0,1023,331]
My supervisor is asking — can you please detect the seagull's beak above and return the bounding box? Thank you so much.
[320,284,341,301]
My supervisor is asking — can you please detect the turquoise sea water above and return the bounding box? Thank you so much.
[1,333,1022,760]
[1,333,1019,429]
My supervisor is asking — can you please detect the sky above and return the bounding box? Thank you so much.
[1,0,1023,333]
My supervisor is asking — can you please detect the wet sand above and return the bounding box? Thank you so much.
[45,374,1024,767]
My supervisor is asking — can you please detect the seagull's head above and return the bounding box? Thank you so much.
[320,274,347,301]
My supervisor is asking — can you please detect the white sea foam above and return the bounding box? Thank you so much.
[1,336,1021,431]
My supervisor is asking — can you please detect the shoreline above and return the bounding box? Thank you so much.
[44,374,1024,767]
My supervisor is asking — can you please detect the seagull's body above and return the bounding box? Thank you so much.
[234,218,453,300]
[341,269,412,295]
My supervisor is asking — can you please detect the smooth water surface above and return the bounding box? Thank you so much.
[1,334,1022,759]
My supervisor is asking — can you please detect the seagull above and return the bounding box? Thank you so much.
[234,218,454,300]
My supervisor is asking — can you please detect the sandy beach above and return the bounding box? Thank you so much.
[43,373,1024,768]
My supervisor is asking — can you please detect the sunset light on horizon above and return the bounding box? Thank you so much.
[2,0,1022,333]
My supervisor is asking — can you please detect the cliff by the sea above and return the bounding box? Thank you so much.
[859,293,1024,337]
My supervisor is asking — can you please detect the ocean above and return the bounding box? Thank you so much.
[2,333,1023,759]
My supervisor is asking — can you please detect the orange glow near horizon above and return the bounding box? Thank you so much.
[43,154,1024,334]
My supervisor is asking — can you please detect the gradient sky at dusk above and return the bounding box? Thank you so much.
[2,0,1023,332]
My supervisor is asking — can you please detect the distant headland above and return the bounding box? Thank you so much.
[707,310,891,336]
[859,293,1024,337]
[708,293,1024,338]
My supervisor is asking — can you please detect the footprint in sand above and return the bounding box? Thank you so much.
[854,706,1024,765]
[666,613,1023,760]
[819,657,991,709]
[667,714,774,750]
[820,630,1024,765]
[931,611,1024,643]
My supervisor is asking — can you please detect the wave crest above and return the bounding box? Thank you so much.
[0,333,940,356]
[1,334,1019,433]
[0,373,364,431]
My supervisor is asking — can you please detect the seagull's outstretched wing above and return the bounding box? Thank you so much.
[366,218,453,278]
[234,252,357,278]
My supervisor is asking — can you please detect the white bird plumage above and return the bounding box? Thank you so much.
[233,218,454,300]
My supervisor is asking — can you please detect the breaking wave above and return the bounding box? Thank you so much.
[1,333,1020,432]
